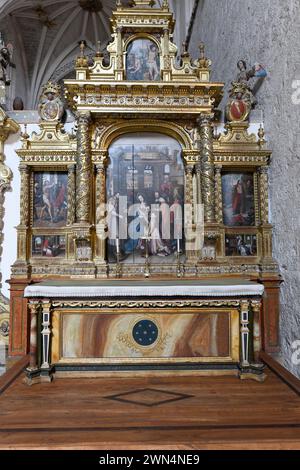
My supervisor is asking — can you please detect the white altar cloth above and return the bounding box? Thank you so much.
[24,280,264,298]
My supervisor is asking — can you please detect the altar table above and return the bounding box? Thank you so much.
[24,279,265,384]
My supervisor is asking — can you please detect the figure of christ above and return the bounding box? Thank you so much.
[147,44,159,81]
[53,181,66,220]
[40,180,55,222]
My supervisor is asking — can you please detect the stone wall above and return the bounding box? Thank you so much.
[190,0,300,376]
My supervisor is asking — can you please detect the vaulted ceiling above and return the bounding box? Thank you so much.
[0,0,194,109]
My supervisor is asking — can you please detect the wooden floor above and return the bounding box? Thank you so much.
[1,369,300,450]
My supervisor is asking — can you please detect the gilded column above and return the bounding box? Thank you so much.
[198,114,215,223]
[67,164,76,225]
[17,163,30,262]
[19,163,30,227]
[215,164,223,224]
[95,162,106,263]
[259,166,269,225]
[76,111,91,224]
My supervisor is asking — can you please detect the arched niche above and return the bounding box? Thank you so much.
[106,132,184,265]
[125,36,161,81]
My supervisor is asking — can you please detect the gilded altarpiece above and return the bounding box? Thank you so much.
[7,1,281,383]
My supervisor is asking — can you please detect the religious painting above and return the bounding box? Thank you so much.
[33,172,68,228]
[32,235,66,258]
[126,38,160,81]
[106,133,184,264]
[222,173,255,226]
[225,234,257,257]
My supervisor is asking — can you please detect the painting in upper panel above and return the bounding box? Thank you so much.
[126,38,160,81]
[222,173,255,227]
[33,172,68,228]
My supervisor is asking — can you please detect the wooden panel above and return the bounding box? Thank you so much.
[8,279,30,356]
[260,278,282,353]
[52,309,239,364]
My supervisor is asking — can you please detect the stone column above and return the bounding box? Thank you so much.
[76,111,91,224]
[41,301,52,372]
[240,300,250,368]
[28,302,39,369]
[195,163,202,205]
[251,300,262,362]
[67,164,76,226]
[198,114,215,223]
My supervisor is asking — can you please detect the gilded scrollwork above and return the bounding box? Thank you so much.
[259,166,269,225]
[198,114,215,223]
[51,299,241,309]
[76,111,91,224]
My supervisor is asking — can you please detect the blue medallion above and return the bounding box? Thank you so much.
[132,320,158,347]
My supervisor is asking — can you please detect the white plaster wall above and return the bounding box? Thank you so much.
[1,123,39,299]
[190,0,300,377]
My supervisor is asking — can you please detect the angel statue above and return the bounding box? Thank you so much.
[0,34,15,87]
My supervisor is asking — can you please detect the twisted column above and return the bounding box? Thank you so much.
[215,164,223,224]
[19,163,30,227]
[198,114,215,223]
[76,112,91,224]
[67,164,76,225]
[259,166,269,225]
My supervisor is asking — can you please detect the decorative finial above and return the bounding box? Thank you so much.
[162,0,169,10]
[76,40,88,68]
[96,40,103,58]
[198,42,211,68]
[116,0,121,7]
[21,124,29,140]
[258,124,266,148]
[181,41,189,58]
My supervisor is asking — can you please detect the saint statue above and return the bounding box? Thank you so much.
[0,34,15,87]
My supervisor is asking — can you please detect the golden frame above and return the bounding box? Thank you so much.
[51,307,240,365]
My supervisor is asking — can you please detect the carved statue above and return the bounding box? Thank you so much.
[226,59,267,122]
[0,35,15,87]
[38,82,64,122]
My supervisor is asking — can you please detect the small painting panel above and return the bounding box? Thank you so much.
[225,234,257,257]
[222,173,255,226]
[33,172,68,228]
[32,235,66,258]
[126,38,160,81]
